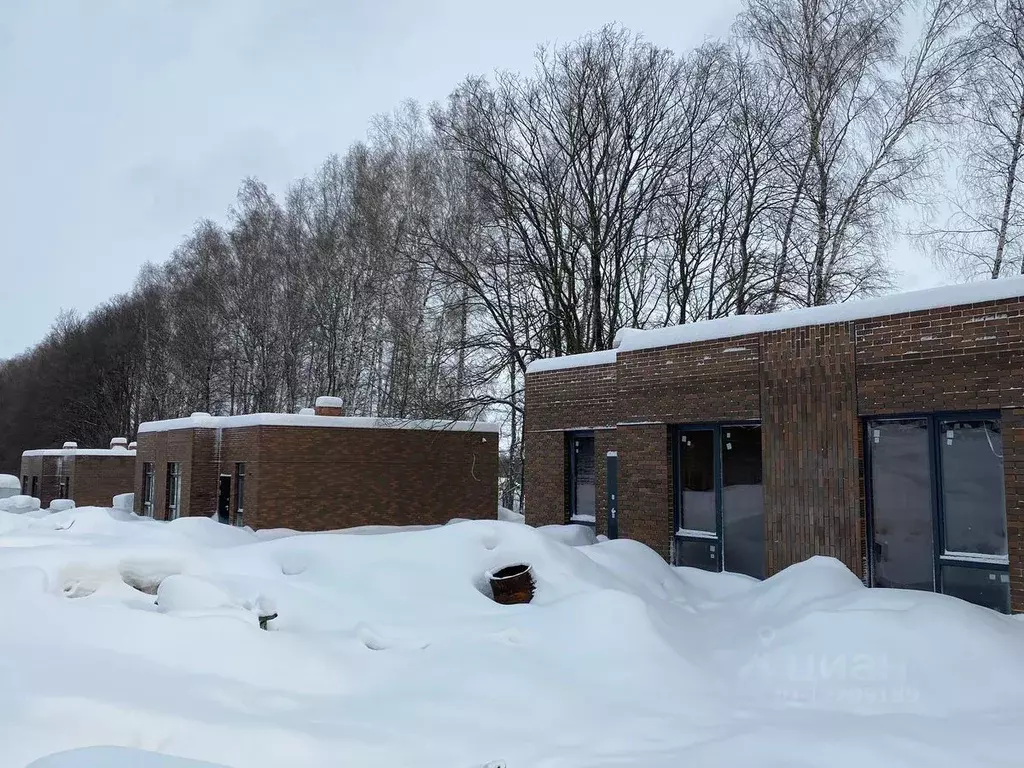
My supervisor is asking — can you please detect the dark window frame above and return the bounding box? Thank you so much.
[30,476,38,498]
[165,462,181,520]
[672,421,762,574]
[58,476,70,500]
[141,462,155,517]
[864,410,1009,611]
[234,462,246,527]
[565,431,597,527]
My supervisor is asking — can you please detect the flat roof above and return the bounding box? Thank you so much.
[137,413,500,435]
[527,276,1024,373]
[22,449,136,458]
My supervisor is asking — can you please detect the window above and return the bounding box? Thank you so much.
[142,463,155,517]
[867,414,1009,613]
[234,463,246,527]
[567,433,596,525]
[58,476,70,500]
[674,425,765,579]
[30,476,38,498]
[165,462,181,520]
[21,476,27,494]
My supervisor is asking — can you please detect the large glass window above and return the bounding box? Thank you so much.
[165,462,181,520]
[939,419,1006,558]
[569,433,596,524]
[677,430,716,534]
[722,426,765,580]
[868,419,934,592]
[867,414,1010,613]
[142,462,155,517]
[675,425,764,579]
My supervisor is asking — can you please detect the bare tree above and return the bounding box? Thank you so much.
[922,0,1024,277]
[739,0,971,305]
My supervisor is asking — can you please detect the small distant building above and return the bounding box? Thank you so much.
[20,439,137,507]
[133,398,499,530]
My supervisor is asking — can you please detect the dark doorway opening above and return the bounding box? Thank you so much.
[217,475,231,524]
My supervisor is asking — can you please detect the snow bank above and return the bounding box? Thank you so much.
[0,510,1022,767]
[112,492,134,511]
[27,747,226,768]
[0,473,21,491]
[0,494,40,513]
[48,499,75,512]
[498,506,525,524]
[139,412,499,434]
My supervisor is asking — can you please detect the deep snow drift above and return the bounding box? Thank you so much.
[1,507,1022,768]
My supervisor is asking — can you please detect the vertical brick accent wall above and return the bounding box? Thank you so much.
[617,424,672,559]
[1003,408,1024,613]
[523,430,566,528]
[71,455,135,507]
[617,337,762,424]
[761,324,861,575]
[524,362,617,526]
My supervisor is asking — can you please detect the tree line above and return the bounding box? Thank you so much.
[2,0,1023,507]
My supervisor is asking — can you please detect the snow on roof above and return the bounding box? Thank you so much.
[137,413,500,434]
[315,395,344,408]
[22,448,137,458]
[528,277,1024,371]
[0,474,20,490]
[525,349,617,374]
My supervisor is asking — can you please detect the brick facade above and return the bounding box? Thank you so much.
[20,450,135,507]
[526,289,1024,612]
[134,419,498,531]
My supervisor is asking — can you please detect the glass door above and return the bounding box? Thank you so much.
[674,425,765,577]
[867,414,1010,612]
[675,428,719,571]
[867,419,935,592]
[569,433,596,525]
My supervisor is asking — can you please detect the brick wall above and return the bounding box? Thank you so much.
[254,425,496,531]
[70,455,135,507]
[134,429,197,518]
[524,362,617,527]
[761,323,861,575]
[618,337,761,424]
[856,298,1024,414]
[525,362,617,431]
[617,424,672,559]
[138,423,497,530]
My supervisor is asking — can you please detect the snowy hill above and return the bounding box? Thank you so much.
[1,506,1022,767]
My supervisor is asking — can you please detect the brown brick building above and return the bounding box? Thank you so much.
[20,439,136,507]
[525,279,1024,613]
[133,403,499,531]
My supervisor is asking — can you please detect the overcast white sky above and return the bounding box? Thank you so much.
[0,0,938,359]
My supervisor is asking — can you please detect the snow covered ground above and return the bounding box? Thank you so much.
[1,507,1022,767]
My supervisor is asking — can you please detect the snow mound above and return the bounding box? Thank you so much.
[498,506,525,523]
[0,514,1021,766]
[112,492,134,511]
[49,499,75,512]
[0,494,40,513]
[27,747,227,767]
[0,473,21,490]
